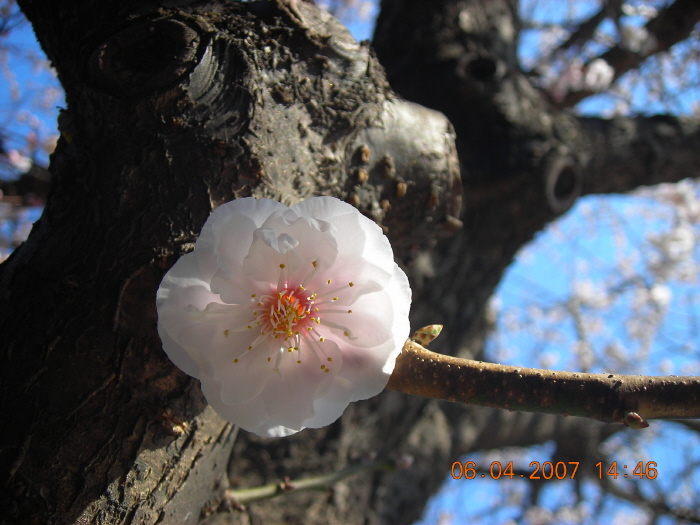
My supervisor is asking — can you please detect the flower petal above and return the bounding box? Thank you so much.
[200,378,271,431]
[213,340,276,404]
[157,323,203,378]
[329,266,411,399]
[290,196,359,222]
[258,338,341,431]
[242,227,305,281]
[210,269,267,305]
[173,303,254,377]
[303,375,354,429]
[295,198,396,276]
[200,198,288,274]
[157,252,221,377]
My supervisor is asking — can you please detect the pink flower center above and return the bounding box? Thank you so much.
[228,261,358,372]
[261,288,314,339]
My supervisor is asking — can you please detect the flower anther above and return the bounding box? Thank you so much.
[156,196,411,437]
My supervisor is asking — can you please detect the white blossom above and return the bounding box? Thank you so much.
[572,280,611,308]
[583,59,614,92]
[649,284,672,308]
[620,25,656,56]
[643,179,700,223]
[649,223,695,262]
[549,57,584,102]
[6,149,32,172]
[157,196,411,437]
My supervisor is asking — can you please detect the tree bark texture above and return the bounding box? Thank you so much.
[1,0,698,524]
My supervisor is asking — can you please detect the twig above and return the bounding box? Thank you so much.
[224,457,403,509]
[386,340,700,428]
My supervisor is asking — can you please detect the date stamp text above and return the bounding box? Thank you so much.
[451,461,658,480]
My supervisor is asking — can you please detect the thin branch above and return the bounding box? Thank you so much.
[673,419,700,434]
[600,475,700,524]
[557,0,700,108]
[557,5,608,52]
[223,458,402,509]
[386,340,700,427]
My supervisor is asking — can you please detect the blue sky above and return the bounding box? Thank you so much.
[416,192,700,524]
[0,14,62,173]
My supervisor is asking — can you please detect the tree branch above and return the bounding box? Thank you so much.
[387,340,700,426]
[542,5,608,59]
[557,0,700,108]
[579,115,700,195]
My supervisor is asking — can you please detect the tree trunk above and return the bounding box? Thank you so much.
[1,1,699,524]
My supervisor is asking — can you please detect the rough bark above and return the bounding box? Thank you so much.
[0,1,459,524]
[1,1,699,524]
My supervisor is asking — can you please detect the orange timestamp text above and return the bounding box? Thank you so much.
[451,461,658,480]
